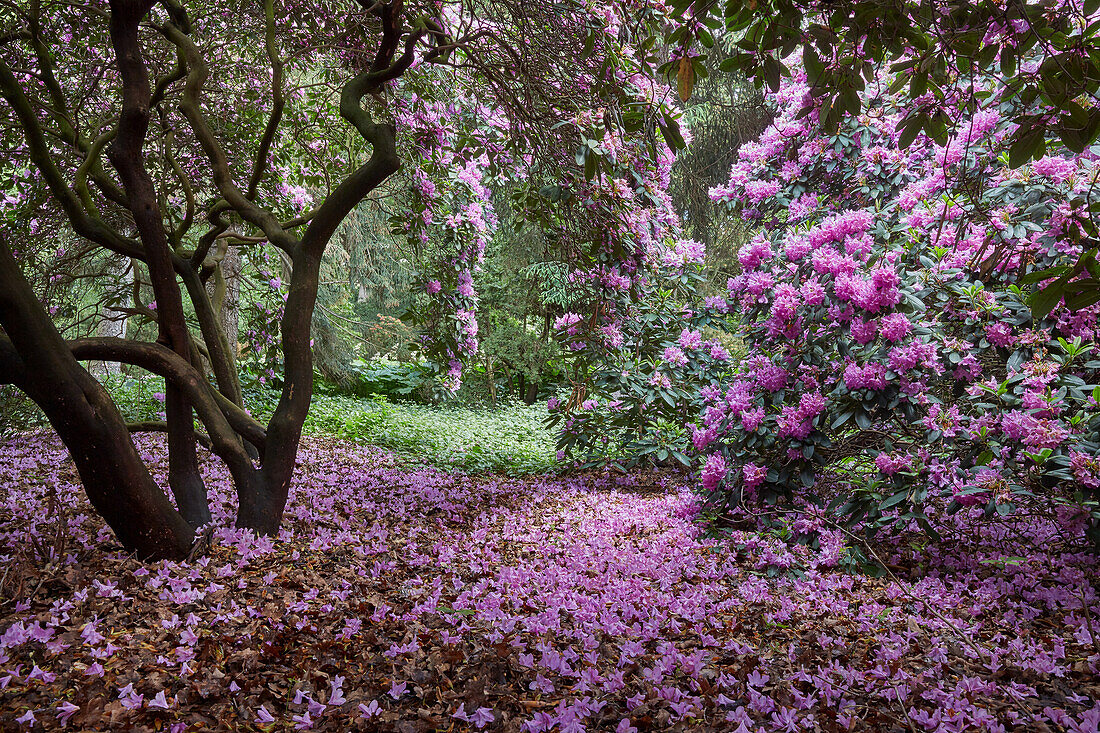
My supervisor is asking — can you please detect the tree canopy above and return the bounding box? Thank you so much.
[0,0,684,558]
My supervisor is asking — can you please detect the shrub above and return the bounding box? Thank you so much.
[547,260,739,469]
[698,61,1100,543]
[341,359,432,402]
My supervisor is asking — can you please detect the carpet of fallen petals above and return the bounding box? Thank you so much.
[1,434,1099,732]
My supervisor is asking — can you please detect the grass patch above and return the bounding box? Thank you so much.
[75,376,557,474]
[296,390,557,473]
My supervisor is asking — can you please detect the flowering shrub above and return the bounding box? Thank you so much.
[698,61,1100,542]
[393,86,503,391]
[548,259,736,468]
[391,1,701,401]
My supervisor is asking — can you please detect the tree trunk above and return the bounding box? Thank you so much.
[235,471,282,536]
[92,253,131,376]
[206,245,241,371]
[0,238,194,559]
[220,247,241,360]
[486,356,497,407]
[108,0,211,529]
[165,384,212,527]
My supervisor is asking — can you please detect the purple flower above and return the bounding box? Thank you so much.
[701,453,727,493]
[530,674,554,694]
[55,701,79,725]
[328,675,346,706]
[119,688,144,710]
[678,328,703,350]
[879,312,911,342]
[471,707,495,728]
[662,345,688,367]
[256,705,276,724]
[148,691,172,710]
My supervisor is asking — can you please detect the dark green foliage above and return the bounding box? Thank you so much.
[672,0,1100,158]
[336,359,430,401]
[0,384,43,436]
[479,316,563,403]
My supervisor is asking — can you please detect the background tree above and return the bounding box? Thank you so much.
[668,40,770,282]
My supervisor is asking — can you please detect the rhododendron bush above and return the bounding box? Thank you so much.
[393,12,699,395]
[693,60,1100,544]
[547,252,738,469]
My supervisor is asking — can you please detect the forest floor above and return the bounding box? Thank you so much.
[1,433,1099,732]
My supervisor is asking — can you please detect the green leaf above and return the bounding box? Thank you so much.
[800,466,815,487]
[718,57,740,73]
[656,113,686,152]
[1009,127,1045,168]
[879,490,909,510]
[581,30,597,58]
[762,55,781,92]
[1065,288,1100,312]
[805,47,825,84]
[1029,277,1068,319]
[897,114,924,149]
[831,411,853,429]
[1020,265,1070,284]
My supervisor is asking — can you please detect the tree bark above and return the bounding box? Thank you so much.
[185,263,242,406]
[487,356,497,407]
[108,0,209,528]
[218,247,241,364]
[0,238,194,560]
[92,252,131,376]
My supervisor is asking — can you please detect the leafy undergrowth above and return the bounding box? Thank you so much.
[63,377,559,474]
[301,395,557,474]
[1,435,1099,732]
